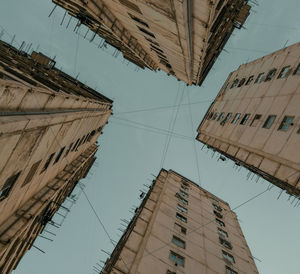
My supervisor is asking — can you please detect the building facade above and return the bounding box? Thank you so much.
[102,169,258,274]
[197,42,300,197]
[0,41,113,273]
[52,0,250,85]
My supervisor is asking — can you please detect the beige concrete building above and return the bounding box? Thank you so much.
[102,169,258,274]
[52,0,250,85]
[0,40,112,273]
[197,42,300,197]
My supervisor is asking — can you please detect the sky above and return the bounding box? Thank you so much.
[0,0,300,273]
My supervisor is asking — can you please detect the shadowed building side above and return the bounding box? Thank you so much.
[197,42,300,197]
[51,0,250,85]
[101,169,258,274]
[0,40,113,273]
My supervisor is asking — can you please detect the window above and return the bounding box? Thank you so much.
[226,266,238,274]
[231,113,241,124]
[176,213,187,223]
[144,36,159,46]
[181,184,189,191]
[245,75,254,85]
[214,210,223,218]
[22,160,41,187]
[172,236,185,249]
[278,66,291,78]
[240,114,250,125]
[177,204,188,214]
[218,228,228,238]
[138,26,155,38]
[255,73,264,83]
[174,223,186,234]
[119,0,142,14]
[53,146,66,164]
[263,115,276,129]
[40,153,55,173]
[129,13,149,28]
[166,271,176,274]
[169,251,184,266]
[219,238,232,249]
[72,138,80,151]
[250,114,262,127]
[222,113,232,124]
[216,218,225,227]
[230,79,239,88]
[64,143,73,158]
[237,78,245,87]
[179,190,189,198]
[212,112,219,120]
[213,203,222,212]
[181,180,189,186]
[177,194,188,205]
[265,68,277,81]
[217,112,225,122]
[294,63,300,75]
[0,172,21,201]
[222,250,235,263]
[278,116,294,131]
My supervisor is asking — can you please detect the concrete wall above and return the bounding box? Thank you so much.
[197,42,300,196]
[104,169,258,274]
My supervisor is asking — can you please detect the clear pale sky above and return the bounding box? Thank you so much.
[0,0,300,273]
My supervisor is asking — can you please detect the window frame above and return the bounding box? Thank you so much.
[172,235,186,249]
[264,68,277,81]
[255,73,264,83]
[231,113,241,124]
[22,160,42,187]
[218,228,228,238]
[216,218,225,227]
[226,266,238,274]
[222,250,235,263]
[169,251,185,267]
[240,114,250,125]
[219,237,232,249]
[177,204,188,214]
[175,223,187,235]
[245,75,254,85]
[0,172,21,201]
[262,115,277,129]
[278,116,294,131]
[176,213,187,223]
[278,66,291,78]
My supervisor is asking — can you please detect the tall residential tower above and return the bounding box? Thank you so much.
[0,40,112,273]
[197,42,300,197]
[102,169,258,274]
[52,0,250,85]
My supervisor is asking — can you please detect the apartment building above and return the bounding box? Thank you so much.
[0,40,113,273]
[52,0,250,85]
[197,42,300,197]
[101,169,258,274]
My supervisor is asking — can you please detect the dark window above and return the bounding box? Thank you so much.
[222,113,232,123]
[169,251,184,266]
[181,180,189,186]
[40,153,55,173]
[250,114,262,127]
[129,13,149,28]
[278,66,291,78]
[176,213,187,223]
[278,116,294,131]
[219,237,232,249]
[263,115,276,129]
[255,73,264,83]
[119,0,142,14]
[172,236,185,248]
[265,68,277,81]
[177,195,188,205]
[218,228,228,238]
[179,190,189,198]
[222,250,235,263]
[216,218,225,227]
[87,130,96,142]
[213,203,222,212]
[72,139,80,151]
[22,160,41,187]
[0,172,21,201]
[166,270,176,274]
[144,36,159,46]
[217,112,225,122]
[53,146,66,164]
[151,44,164,53]
[226,266,238,274]
[212,112,219,120]
[175,223,186,234]
[294,63,300,75]
[214,210,223,218]
[181,184,189,191]
[240,114,250,125]
[245,75,254,85]
[64,143,73,158]
[177,204,188,213]
[238,78,246,87]
[138,26,155,38]
[231,113,241,124]
[230,79,239,88]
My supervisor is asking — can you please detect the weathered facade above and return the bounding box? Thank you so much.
[102,169,258,274]
[197,42,300,197]
[0,40,113,273]
[52,0,250,85]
